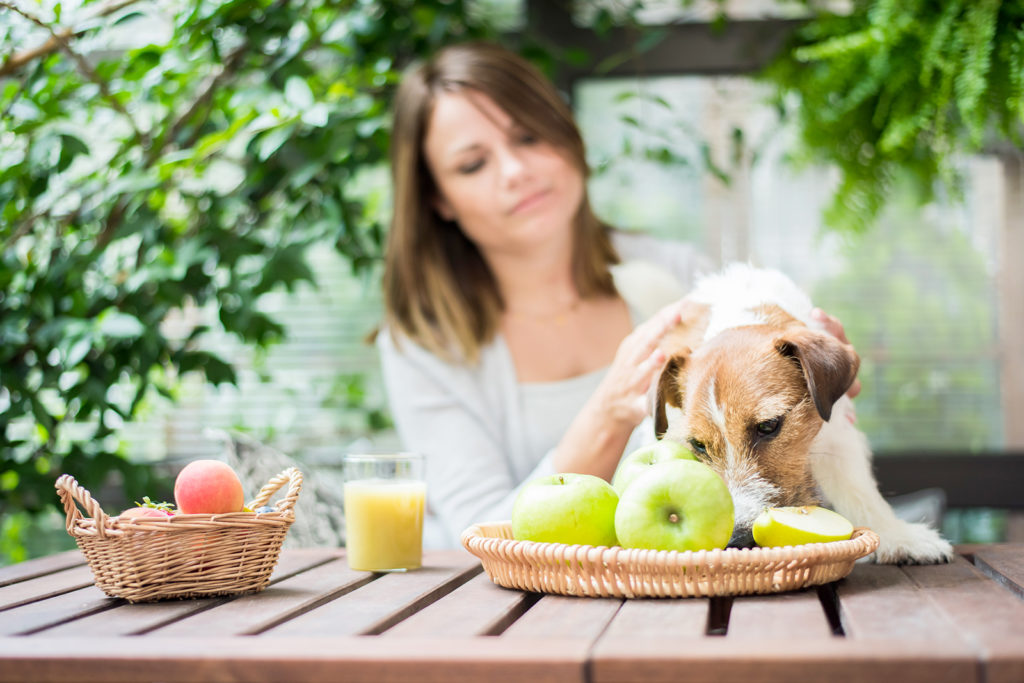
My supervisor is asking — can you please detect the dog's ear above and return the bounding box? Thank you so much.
[654,349,690,438]
[775,329,860,422]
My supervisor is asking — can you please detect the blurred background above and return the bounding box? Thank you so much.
[2,0,1022,563]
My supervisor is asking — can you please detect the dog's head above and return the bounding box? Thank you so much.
[653,310,859,546]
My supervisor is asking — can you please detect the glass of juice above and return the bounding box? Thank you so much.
[342,452,426,572]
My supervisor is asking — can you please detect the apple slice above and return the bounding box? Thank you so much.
[752,506,854,547]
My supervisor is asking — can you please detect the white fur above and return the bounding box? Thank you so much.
[811,398,952,563]
[668,264,953,564]
[688,263,822,340]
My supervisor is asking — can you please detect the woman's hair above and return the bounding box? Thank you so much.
[383,41,619,363]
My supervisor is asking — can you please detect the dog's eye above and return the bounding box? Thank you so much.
[688,438,708,456]
[756,417,781,437]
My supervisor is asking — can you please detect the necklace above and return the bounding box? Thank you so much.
[504,298,582,326]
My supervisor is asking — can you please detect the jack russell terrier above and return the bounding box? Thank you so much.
[653,264,953,564]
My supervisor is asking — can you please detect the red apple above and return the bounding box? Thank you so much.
[173,460,245,514]
[118,506,173,520]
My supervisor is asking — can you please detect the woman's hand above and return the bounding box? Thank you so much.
[812,308,862,399]
[553,300,684,479]
[592,300,684,426]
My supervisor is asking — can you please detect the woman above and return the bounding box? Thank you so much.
[377,42,856,548]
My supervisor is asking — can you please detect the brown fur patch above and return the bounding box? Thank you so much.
[679,326,822,507]
[653,301,710,436]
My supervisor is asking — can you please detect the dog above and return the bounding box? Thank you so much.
[653,264,953,564]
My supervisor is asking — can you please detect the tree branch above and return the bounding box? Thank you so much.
[149,40,252,163]
[0,0,143,77]
[1,1,148,146]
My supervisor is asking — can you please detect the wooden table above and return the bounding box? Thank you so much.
[1,543,1022,683]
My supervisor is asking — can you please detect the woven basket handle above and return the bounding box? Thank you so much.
[247,467,303,513]
[55,474,109,539]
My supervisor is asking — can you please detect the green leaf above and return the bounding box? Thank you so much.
[256,125,294,161]
[64,337,93,367]
[57,135,89,172]
[284,76,314,110]
[96,310,145,339]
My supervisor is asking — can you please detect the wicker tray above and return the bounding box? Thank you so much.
[461,521,879,598]
[56,467,302,603]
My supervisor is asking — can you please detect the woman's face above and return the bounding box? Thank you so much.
[423,90,584,258]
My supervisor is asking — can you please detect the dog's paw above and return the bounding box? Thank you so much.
[872,521,954,565]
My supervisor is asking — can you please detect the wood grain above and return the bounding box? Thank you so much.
[0,565,95,612]
[37,547,334,636]
[0,636,589,683]
[151,557,374,636]
[597,596,710,640]
[0,551,85,588]
[837,564,966,641]
[725,588,834,639]
[4,547,1022,683]
[500,592,622,640]
[382,571,534,637]
[972,544,1024,599]
[264,554,481,636]
[0,585,115,636]
[902,555,1024,683]
[902,556,1024,640]
[590,638,979,683]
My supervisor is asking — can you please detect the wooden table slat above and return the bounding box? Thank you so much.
[500,593,622,640]
[383,571,535,638]
[0,551,85,588]
[0,585,115,636]
[724,588,835,639]
[0,636,589,683]
[264,552,482,637]
[597,595,710,641]
[0,565,95,612]
[902,556,1024,641]
[41,594,223,637]
[836,564,966,641]
[152,557,373,636]
[985,637,1024,683]
[590,637,981,683]
[3,545,1023,683]
[37,546,338,637]
[972,544,1024,600]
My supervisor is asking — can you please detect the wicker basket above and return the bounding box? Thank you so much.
[461,521,879,598]
[56,467,302,603]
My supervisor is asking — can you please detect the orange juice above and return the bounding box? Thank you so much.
[343,479,426,571]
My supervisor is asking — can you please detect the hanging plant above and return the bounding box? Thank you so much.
[761,0,1024,232]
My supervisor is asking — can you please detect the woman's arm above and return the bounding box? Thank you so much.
[377,331,558,545]
[552,301,684,480]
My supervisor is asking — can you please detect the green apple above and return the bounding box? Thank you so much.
[614,460,734,552]
[752,506,854,547]
[511,473,619,547]
[611,440,698,495]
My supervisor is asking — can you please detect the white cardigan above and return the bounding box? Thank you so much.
[376,231,709,548]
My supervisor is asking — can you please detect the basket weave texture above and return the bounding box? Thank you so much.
[461,521,879,598]
[56,467,302,603]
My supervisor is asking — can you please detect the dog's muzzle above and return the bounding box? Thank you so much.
[727,527,756,549]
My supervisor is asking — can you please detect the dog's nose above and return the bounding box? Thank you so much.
[728,528,756,548]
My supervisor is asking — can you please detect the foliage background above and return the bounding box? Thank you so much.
[0,0,500,562]
[2,0,1022,562]
[763,0,1024,233]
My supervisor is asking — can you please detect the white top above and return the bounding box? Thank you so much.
[519,366,608,463]
[376,230,710,548]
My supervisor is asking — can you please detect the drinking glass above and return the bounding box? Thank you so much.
[342,453,426,572]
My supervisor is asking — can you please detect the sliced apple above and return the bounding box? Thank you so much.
[752,506,854,547]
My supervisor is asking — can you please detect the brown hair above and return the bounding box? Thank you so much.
[383,41,619,363]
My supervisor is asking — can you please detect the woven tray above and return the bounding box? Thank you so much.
[461,521,879,598]
[56,467,302,603]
